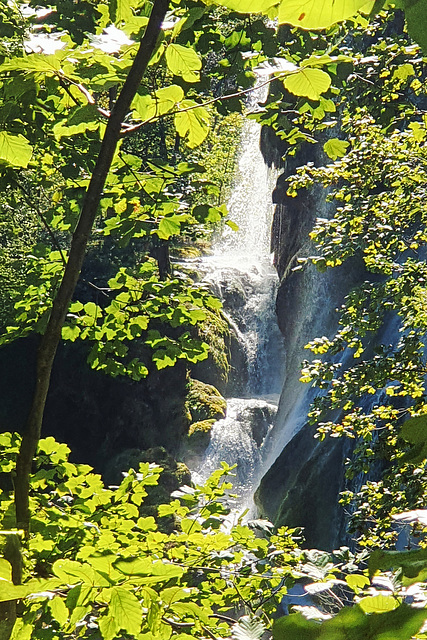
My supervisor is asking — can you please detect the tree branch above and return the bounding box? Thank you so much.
[120,75,279,136]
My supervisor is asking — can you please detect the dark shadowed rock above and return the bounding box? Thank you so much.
[255,425,352,550]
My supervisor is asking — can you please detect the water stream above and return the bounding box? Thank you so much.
[188,96,285,508]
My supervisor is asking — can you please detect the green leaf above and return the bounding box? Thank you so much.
[393,63,415,81]
[0,580,59,603]
[273,605,427,640]
[403,0,427,54]
[48,596,69,626]
[170,601,209,623]
[114,558,184,580]
[214,0,371,29]
[273,611,318,639]
[400,414,427,463]
[0,132,32,168]
[99,614,119,640]
[133,85,184,121]
[409,122,426,142]
[323,138,350,160]
[62,324,81,342]
[109,586,142,636]
[345,574,370,592]
[358,595,399,613]
[160,586,190,605]
[109,0,132,23]
[157,217,181,239]
[277,0,373,28]
[53,120,99,140]
[84,301,100,318]
[152,85,184,114]
[0,559,12,582]
[369,547,427,584]
[174,101,210,148]
[0,583,29,603]
[52,560,97,585]
[0,53,62,74]
[284,68,331,101]
[152,350,176,369]
[165,44,202,82]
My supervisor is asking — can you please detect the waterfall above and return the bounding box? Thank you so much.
[188,92,285,507]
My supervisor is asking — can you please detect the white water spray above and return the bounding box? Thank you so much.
[189,90,285,507]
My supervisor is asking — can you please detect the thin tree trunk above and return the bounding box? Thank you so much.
[14,0,169,534]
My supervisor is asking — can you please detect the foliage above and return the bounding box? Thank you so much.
[0,182,41,330]
[273,604,426,640]
[2,0,427,639]
[288,112,427,545]
[0,433,304,639]
[1,435,427,639]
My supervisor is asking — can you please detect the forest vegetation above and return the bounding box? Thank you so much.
[1,0,427,638]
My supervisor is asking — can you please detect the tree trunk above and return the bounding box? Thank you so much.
[13,0,169,536]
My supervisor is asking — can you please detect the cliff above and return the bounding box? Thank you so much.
[255,130,365,549]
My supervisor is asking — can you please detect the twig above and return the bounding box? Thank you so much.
[119,73,291,136]
[209,613,237,624]
[233,579,254,613]
[10,178,67,267]
[202,625,219,640]
[81,279,111,298]
[162,617,194,629]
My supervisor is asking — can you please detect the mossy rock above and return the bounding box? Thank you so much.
[173,245,202,259]
[186,378,227,424]
[191,308,231,393]
[182,380,226,463]
[188,418,216,437]
[186,418,216,453]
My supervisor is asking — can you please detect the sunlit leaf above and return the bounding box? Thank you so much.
[323,138,350,160]
[358,594,399,613]
[174,101,210,148]
[99,614,119,640]
[166,44,202,82]
[277,0,374,28]
[0,132,32,167]
[345,574,370,592]
[109,586,142,636]
[0,560,12,582]
[157,217,181,239]
[213,0,373,29]
[48,596,69,626]
[283,68,331,100]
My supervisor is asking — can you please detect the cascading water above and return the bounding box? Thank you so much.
[188,89,285,507]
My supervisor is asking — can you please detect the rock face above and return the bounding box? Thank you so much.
[256,131,365,550]
[0,337,190,475]
[254,425,351,550]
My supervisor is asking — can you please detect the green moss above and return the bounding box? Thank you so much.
[184,419,216,457]
[172,245,202,259]
[194,308,231,387]
[182,379,226,459]
[186,378,226,424]
[188,418,216,437]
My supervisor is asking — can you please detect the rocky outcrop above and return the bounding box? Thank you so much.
[255,425,351,550]
[181,378,227,463]
[256,132,365,550]
[0,337,190,474]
